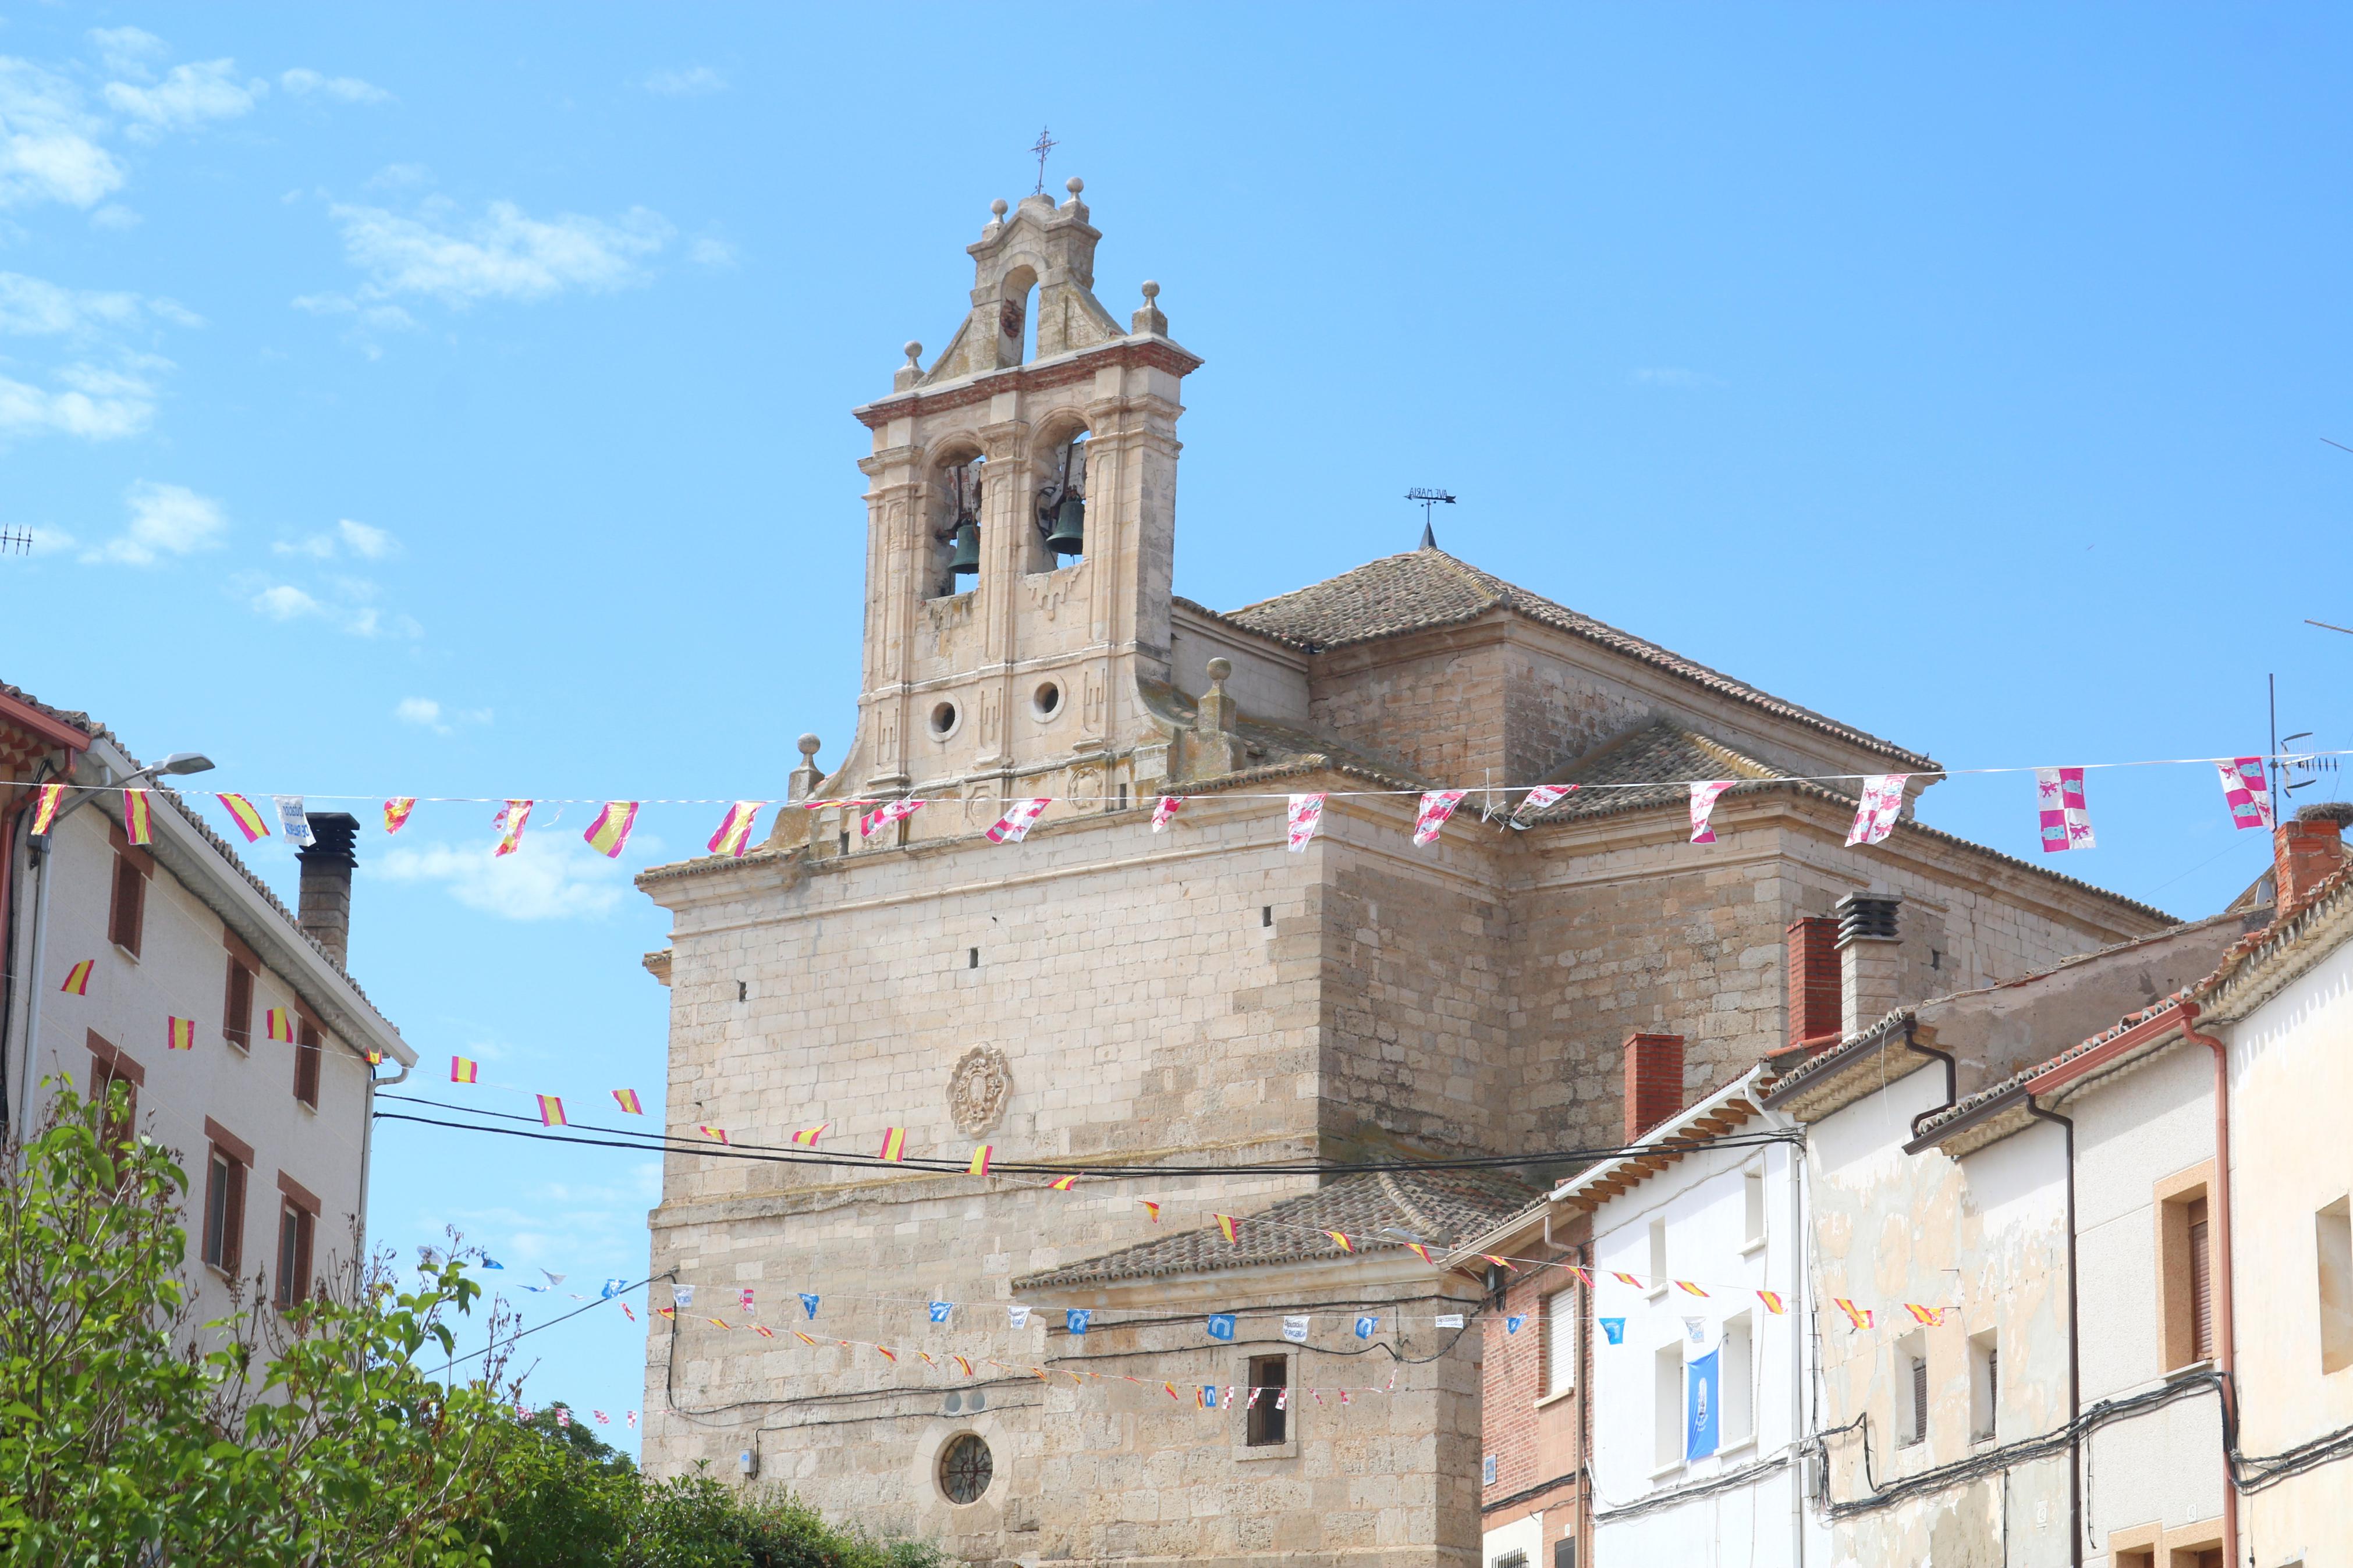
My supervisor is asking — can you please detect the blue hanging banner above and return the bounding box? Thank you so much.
[1354,1315,1379,1340]
[1206,1313,1237,1342]
[1067,1309,1092,1336]
[1686,1349,1721,1461]
[1600,1317,1626,1345]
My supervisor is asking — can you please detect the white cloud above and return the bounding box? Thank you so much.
[280,67,392,105]
[337,517,397,557]
[274,517,400,560]
[81,481,226,564]
[290,291,416,332]
[237,571,416,637]
[687,236,737,269]
[90,202,141,230]
[104,60,265,143]
[0,359,162,440]
[1631,367,1728,389]
[87,27,169,80]
[643,66,725,96]
[365,162,431,190]
[0,270,200,335]
[394,696,491,735]
[326,198,673,307]
[0,59,126,210]
[250,582,322,619]
[20,525,74,555]
[374,835,628,921]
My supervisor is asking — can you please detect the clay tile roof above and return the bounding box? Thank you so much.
[1219,548,1935,769]
[1012,1168,1536,1290]
[1525,720,1788,819]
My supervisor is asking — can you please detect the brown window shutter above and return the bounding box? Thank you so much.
[294,1022,321,1108]
[1911,1356,1928,1443]
[2189,1198,2213,1363]
[108,856,146,956]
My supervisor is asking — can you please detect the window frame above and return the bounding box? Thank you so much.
[293,1018,322,1109]
[222,934,259,1053]
[1652,1342,1683,1473]
[1542,1287,1578,1399]
[1719,1312,1755,1448]
[107,851,148,958]
[1894,1331,1928,1449]
[2155,1164,2219,1373]
[1245,1353,1289,1447]
[2319,1196,2353,1375]
[201,1117,253,1276]
[274,1171,321,1310]
[86,1030,143,1146]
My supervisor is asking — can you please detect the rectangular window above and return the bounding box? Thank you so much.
[222,958,255,1052]
[1648,1218,1668,1295]
[1970,1330,1999,1439]
[2188,1197,2213,1363]
[1552,1540,1575,1568]
[108,853,146,957]
[1492,1553,1527,1568]
[2159,1174,2218,1371]
[293,1021,321,1108]
[2319,1198,2352,1374]
[1895,1331,1927,1448]
[1653,1343,1683,1469]
[1742,1169,1766,1247]
[1545,1288,1577,1397]
[1721,1313,1754,1443]
[1246,1354,1287,1446]
[274,1200,316,1309]
[203,1146,247,1272]
[87,1032,141,1146]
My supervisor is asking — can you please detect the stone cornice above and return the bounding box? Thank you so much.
[851,337,1203,429]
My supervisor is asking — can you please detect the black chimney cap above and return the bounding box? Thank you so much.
[297,810,361,867]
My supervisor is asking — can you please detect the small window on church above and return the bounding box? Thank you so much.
[1032,682,1062,719]
[930,701,958,737]
[931,454,985,598]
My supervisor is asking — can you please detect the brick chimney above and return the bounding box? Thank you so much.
[1623,1033,1685,1143]
[1786,916,1842,1053]
[297,812,360,969]
[2276,804,2350,912]
[1835,893,1902,1040]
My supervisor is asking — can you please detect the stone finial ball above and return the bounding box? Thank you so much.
[1206,657,1231,682]
[1141,280,1160,300]
[990,198,1009,217]
[1066,176,1084,195]
[797,733,822,759]
[903,340,922,362]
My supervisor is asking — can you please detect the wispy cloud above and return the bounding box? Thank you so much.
[1631,367,1728,389]
[274,517,400,560]
[374,835,630,921]
[325,198,673,308]
[687,236,738,269]
[103,59,266,143]
[0,270,200,335]
[87,27,169,81]
[643,66,726,97]
[0,358,166,440]
[80,481,226,564]
[280,67,392,105]
[395,696,491,735]
[0,59,126,210]
[237,568,419,637]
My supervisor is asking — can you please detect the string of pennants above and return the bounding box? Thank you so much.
[19,753,2297,862]
[53,965,391,1066]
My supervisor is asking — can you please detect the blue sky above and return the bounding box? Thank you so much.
[6,6,2350,1450]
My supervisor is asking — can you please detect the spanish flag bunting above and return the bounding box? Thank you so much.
[367,1051,382,1066]
[753,1324,774,1338]
[1404,1242,1435,1264]
[1904,1304,1943,1325]
[792,1123,828,1147]
[450,1056,478,1083]
[953,1355,973,1376]
[656,1306,676,1320]
[1047,1174,1078,1192]
[537,1094,567,1127]
[794,1331,819,1346]
[165,1016,195,1051]
[383,797,417,834]
[878,1127,907,1162]
[123,790,152,845]
[59,960,93,995]
[708,1317,729,1329]
[581,801,641,859]
[875,1345,897,1363]
[1141,1200,1160,1222]
[612,1089,643,1115]
[267,1008,296,1043]
[1674,1280,1709,1297]
[1481,1254,1518,1272]
[1567,1266,1595,1288]
[29,783,63,836]
[217,794,270,842]
[706,801,764,858]
[1214,1214,1238,1243]
[1834,1297,1874,1330]
[918,1351,935,1366]
[1756,1290,1786,1315]
[493,799,533,857]
[1612,1271,1644,1288]
[698,1126,729,1144]
[968,1146,992,1176]
[1164,1382,1180,1400]
[1323,1230,1354,1253]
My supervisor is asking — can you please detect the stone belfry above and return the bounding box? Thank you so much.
[833,179,1199,811]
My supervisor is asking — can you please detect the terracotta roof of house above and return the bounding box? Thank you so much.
[1520,720,1788,819]
[1218,548,1936,769]
[1012,1168,1536,1289]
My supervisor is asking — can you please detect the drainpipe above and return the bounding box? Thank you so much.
[353,1053,412,1296]
[1574,1235,1592,1566]
[0,772,42,1137]
[1787,1135,1808,1568]
[2180,1003,2240,1567]
[2025,1097,2082,1568]
[1900,1019,1957,1140]
[13,834,59,1152]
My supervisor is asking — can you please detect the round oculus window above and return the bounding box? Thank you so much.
[929,701,959,737]
[939,1432,993,1504]
[1032,681,1062,718]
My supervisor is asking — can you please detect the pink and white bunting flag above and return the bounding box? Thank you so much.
[1285,793,1327,852]
[1845,775,1908,847]
[1511,783,1574,826]
[1151,795,1183,832]
[707,802,765,857]
[986,798,1051,844]
[492,800,533,857]
[626,1410,638,1428]
[2035,767,2095,852]
[861,798,924,838]
[1412,790,1467,847]
[1688,781,1736,844]
[2216,758,2274,831]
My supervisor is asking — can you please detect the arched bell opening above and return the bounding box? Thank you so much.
[1029,421,1090,571]
[928,448,986,599]
[995,265,1038,370]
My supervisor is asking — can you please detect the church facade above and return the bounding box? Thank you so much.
[633,184,2168,1568]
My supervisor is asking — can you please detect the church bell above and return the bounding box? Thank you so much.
[1042,492,1085,556]
[947,519,981,577]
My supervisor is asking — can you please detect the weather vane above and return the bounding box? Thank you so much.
[1031,126,1057,195]
[1406,488,1456,547]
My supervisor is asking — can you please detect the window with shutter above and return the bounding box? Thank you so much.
[294,1021,322,1108]
[107,855,145,956]
[2189,1197,2213,1363]
[1545,1289,1577,1397]
[223,958,255,1051]
[1910,1356,1928,1445]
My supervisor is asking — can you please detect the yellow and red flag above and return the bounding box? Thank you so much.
[1481,1254,1518,1272]
[612,1089,643,1115]
[1612,1272,1644,1288]
[217,794,270,842]
[537,1094,566,1127]
[29,783,64,836]
[793,1331,819,1346]
[123,790,152,846]
[1834,1298,1874,1331]
[753,1324,774,1338]
[1756,1290,1786,1315]
[1903,1304,1943,1326]
[493,800,533,857]
[968,1146,992,1176]
[1164,1382,1180,1400]
[1214,1214,1238,1244]
[1323,1231,1354,1253]
[1404,1242,1435,1264]
[953,1354,974,1377]
[165,1016,195,1051]
[708,1318,729,1329]
[1566,1265,1595,1288]
[266,1009,296,1043]
[383,797,417,834]
[1674,1280,1709,1297]
[698,1125,729,1144]
[583,802,640,859]
[878,1127,906,1162]
[1140,1200,1160,1223]
[875,1345,897,1363]
[656,1306,676,1320]
[706,801,764,858]
[450,1056,478,1083]
[791,1123,828,1147]
[1048,1174,1078,1191]
[59,960,93,995]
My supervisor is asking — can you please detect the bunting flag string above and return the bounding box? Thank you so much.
[1284,793,1326,851]
[216,793,270,843]
[986,798,1051,844]
[1844,774,1907,847]
[1687,780,1735,844]
[1411,790,1467,847]
[265,1008,295,1043]
[493,800,532,857]
[1151,795,1183,831]
[612,1089,643,1115]
[584,802,640,859]
[2217,757,2275,830]
[123,789,153,845]
[536,1095,566,1128]
[58,959,93,995]
[862,799,924,838]
[2036,767,2095,852]
[707,802,765,858]
[165,1016,194,1051]
[29,783,64,836]
[383,797,417,834]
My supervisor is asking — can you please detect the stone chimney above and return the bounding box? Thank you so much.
[1786,916,1842,1052]
[1835,893,1902,1040]
[1623,1032,1685,1143]
[2276,803,2350,912]
[296,812,360,969]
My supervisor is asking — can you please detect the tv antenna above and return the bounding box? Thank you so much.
[1406,488,1455,549]
[0,528,30,557]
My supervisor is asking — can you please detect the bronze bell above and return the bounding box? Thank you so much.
[1042,492,1085,556]
[947,519,981,577]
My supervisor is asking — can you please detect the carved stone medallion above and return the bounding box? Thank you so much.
[947,1045,1012,1136]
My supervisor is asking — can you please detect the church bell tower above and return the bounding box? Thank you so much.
[833,180,1202,818]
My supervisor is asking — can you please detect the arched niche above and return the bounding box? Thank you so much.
[928,446,985,599]
[995,265,1039,369]
[1026,417,1091,573]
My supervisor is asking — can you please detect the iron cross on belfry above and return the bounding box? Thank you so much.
[1031,126,1057,195]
